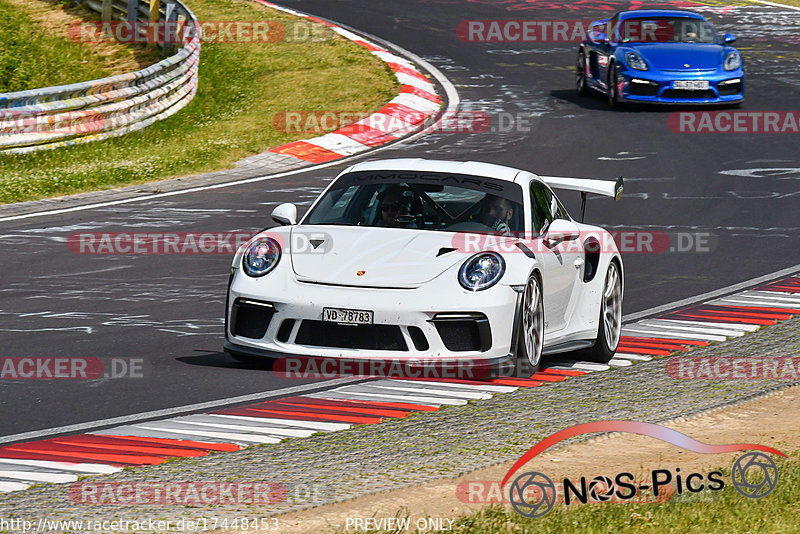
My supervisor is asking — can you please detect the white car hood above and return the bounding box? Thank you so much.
[290,225,466,287]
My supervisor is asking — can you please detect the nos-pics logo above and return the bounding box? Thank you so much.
[503,421,783,519]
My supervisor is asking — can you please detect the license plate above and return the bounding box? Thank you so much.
[323,307,374,325]
[674,80,709,90]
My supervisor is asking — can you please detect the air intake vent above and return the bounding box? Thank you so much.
[231,299,274,339]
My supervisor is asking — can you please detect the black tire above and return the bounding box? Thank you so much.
[515,274,545,376]
[576,51,590,96]
[607,62,620,109]
[585,261,623,363]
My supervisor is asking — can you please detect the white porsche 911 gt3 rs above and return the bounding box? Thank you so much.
[224,159,624,374]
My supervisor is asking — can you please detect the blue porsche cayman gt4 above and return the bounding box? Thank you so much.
[576,10,744,107]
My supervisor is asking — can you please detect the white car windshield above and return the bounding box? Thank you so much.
[304,171,524,235]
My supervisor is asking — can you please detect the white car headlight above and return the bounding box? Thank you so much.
[458,252,505,291]
[724,51,741,71]
[242,237,281,277]
[625,52,648,71]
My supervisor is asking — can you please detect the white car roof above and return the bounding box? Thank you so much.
[346,158,527,182]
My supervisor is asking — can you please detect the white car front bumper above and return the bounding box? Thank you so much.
[224,265,522,368]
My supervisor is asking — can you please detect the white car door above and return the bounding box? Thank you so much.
[529,181,582,333]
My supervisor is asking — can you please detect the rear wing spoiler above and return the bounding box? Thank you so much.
[540,176,624,222]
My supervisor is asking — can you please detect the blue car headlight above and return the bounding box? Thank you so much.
[242,237,281,277]
[625,52,648,71]
[458,252,505,291]
[724,51,741,71]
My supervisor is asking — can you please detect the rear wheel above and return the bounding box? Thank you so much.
[576,51,589,96]
[515,274,544,375]
[585,262,622,363]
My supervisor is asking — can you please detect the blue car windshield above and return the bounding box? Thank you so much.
[617,17,719,44]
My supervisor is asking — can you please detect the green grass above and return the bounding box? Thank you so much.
[0,0,126,91]
[337,452,800,534]
[763,0,800,6]
[0,0,400,204]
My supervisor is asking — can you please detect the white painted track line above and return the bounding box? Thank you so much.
[636,320,746,337]
[622,327,728,342]
[0,481,30,492]
[712,298,800,309]
[607,358,633,367]
[354,382,492,400]
[0,470,77,483]
[0,459,119,474]
[131,425,281,444]
[738,291,800,303]
[613,353,653,361]
[167,419,317,438]
[311,389,464,406]
[386,379,516,393]
[652,319,760,332]
[193,414,350,431]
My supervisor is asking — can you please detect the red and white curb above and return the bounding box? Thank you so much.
[253,0,442,165]
[1,274,798,493]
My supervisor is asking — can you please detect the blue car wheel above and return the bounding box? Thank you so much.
[576,51,589,96]
[607,62,620,108]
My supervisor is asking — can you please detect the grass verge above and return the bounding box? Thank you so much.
[759,0,800,7]
[0,0,158,91]
[346,451,800,534]
[0,0,399,204]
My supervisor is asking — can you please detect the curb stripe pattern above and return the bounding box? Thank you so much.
[0,275,798,493]
[250,0,442,164]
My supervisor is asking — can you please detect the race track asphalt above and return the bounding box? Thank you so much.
[0,0,798,438]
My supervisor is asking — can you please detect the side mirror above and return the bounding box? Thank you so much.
[723,33,736,44]
[592,32,609,44]
[545,219,580,247]
[272,203,297,226]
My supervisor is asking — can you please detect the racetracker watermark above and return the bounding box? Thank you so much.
[67,20,330,44]
[457,20,592,42]
[456,477,673,505]
[70,482,285,505]
[0,110,104,136]
[457,19,672,43]
[67,231,332,255]
[500,421,784,518]
[666,356,800,380]
[273,357,485,380]
[272,110,534,135]
[452,231,714,255]
[668,111,800,134]
[0,357,145,380]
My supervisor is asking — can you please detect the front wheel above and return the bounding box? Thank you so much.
[585,261,622,363]
[576,51,589,96]
[607,63,620,109]
[515,274,545,375]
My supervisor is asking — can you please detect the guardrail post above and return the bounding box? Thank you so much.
[101,0,113,21]
[163,1,177,56]
[176,14,187,47]
[148,0,160,48]
[127,0,138,22]
[149,0,160,21]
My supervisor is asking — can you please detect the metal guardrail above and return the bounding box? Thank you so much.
[0,0,200,154]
